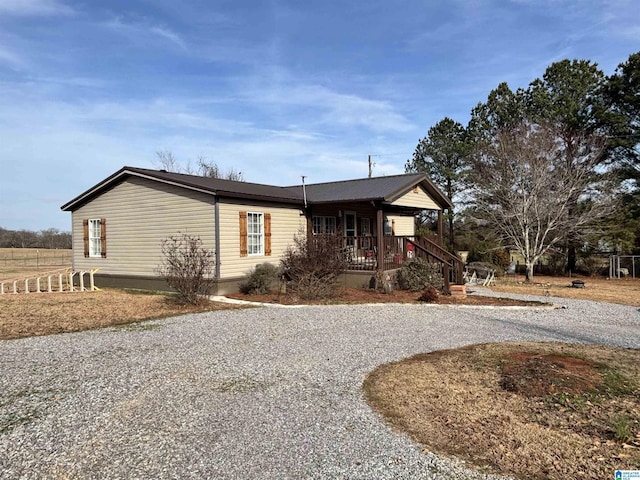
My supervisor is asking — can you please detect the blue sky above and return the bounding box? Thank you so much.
[0,0,638,231]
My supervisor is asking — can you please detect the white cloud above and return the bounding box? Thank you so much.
[0,0,73,16]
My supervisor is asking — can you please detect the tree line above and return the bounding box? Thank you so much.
[406,52,639,281]
[0,227,72,249]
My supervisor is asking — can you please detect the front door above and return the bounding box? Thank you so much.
[344,211,356,247]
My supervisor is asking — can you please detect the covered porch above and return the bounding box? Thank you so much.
[306,202,464,290]
[338,234,464,290]
[301,172,465,290]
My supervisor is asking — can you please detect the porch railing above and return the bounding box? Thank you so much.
[338,235,465,288]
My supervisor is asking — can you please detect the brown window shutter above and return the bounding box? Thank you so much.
[264,213,272,256]
[100,218,107,258]
[83,219,89,258]
[239,211,247,257]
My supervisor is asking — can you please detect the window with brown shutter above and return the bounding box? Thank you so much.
[239,211,248,257]
[264,213,271,256]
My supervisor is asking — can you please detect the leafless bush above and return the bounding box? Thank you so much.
[157,233,215,304]
[418,284,440,303]
[280,233,348,300]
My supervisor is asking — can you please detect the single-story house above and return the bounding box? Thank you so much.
[61,166,463,294]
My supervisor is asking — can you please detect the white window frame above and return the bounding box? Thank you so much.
[247,212,264,256]
[312,216,336,235]
[88,218,102,258]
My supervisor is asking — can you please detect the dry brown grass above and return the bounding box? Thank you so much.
[0,289,243,340]
[364,342,640,480]
[491,275,640,307]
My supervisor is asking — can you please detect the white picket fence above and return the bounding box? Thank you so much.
[0,268,100,294]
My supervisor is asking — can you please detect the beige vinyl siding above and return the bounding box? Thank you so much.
[72,177,215,276]
[218,199,305,279]
[387,215,415,236]
[391,186,441,210]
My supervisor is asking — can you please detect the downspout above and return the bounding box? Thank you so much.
[214,196,221,280]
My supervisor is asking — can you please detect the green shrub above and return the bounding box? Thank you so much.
[240,263,279,294]
[396,258,444,292]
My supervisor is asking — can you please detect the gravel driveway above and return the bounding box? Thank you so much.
[1,291,639,479]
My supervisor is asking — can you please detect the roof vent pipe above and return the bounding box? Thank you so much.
[301,175,308,210]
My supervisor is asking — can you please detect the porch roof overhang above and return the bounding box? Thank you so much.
[295,173,453,210]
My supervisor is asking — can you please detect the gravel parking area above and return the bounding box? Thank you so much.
[1,293,639,479]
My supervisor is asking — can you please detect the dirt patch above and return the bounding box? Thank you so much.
[0,289,244,340]
[364,342,640,480]
[227,287,548,307]
[499,353,602,397]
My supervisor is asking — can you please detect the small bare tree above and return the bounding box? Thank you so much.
[471,121,612,282]
[157,233,215,304]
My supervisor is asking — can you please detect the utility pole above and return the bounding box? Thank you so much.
[368,154,373,178]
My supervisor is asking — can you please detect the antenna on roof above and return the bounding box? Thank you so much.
[368,154,378,178]
[301,175,308,209]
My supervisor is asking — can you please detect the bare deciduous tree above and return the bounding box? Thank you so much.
[471,122,612,282]
[155,150,244,181]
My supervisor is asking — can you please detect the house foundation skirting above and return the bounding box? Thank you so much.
[90,273,245,296]
[92,271,405,296]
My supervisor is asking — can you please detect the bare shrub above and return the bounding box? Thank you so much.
[418,284,440,303]
[280,233,348,300]
[396,258,444,292]
[240,262,279,294]
[157,233,215,305]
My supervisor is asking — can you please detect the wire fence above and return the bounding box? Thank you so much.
[0,251,72,269]
[609,255,640,279]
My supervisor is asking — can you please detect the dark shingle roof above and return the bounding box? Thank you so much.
[61,166,452,211]
[289,173,438,204]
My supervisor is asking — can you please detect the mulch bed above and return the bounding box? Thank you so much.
[227,287,549,307]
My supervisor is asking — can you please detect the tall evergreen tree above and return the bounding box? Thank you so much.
[524,59,609,272]
[405,117,470,249]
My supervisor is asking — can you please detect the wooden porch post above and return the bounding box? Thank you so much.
[437,209,443,246]
[376,207,384,271]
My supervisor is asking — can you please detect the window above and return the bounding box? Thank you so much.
[384,217,392,235]
[89,219,101,257]
[83,218,106,258]
[360,218,371,249]
[247,212,263,255]
[312,216,336,235]
[240,211,271,257]
[361,218,370,236]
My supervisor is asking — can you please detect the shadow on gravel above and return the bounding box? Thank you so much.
[488,317,627,347]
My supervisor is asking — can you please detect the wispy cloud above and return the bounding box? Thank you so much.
[0,0,73,16]
[103,16,188,50]
[0,45,25,68]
